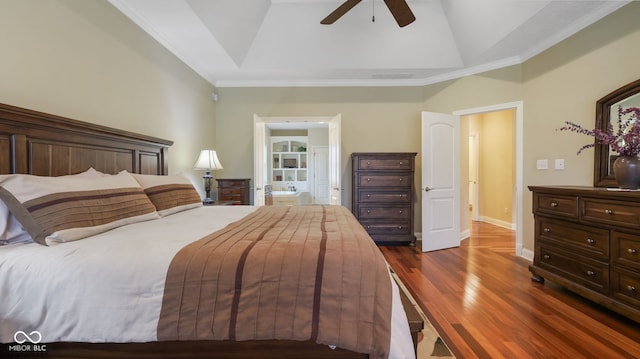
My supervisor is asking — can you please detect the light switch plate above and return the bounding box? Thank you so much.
[537,159,548,170]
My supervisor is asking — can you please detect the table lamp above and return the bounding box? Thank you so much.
[193,149,223,204]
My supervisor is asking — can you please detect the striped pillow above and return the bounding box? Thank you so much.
[0,167,108,245]
[132,173,202,217]
[0,171,159,245]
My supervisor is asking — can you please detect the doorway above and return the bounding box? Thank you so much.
[454,102,523,257]
[253,114,342,206]
[465,110,516,230]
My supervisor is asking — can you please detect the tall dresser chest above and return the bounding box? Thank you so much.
[352,152,417,245]
[529,186,640,323]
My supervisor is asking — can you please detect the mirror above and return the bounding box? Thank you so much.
[594,79,640,187]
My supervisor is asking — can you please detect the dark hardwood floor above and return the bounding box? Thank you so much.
[380,222,640,359]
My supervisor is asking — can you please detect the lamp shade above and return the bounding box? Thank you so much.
[193,150,224,171]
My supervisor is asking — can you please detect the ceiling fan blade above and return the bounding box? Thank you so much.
[320,0,362,25]
[383,0,416,27]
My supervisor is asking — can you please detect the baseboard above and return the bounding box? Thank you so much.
[520,247,534,262]
[477,216,515,230]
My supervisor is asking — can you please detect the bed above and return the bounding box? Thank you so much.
[0,103,418,359]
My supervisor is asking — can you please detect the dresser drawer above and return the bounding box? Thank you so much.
[533,193,578,218]
[368,233,415,243]
[359,220,412,235]
[219,188,244,201]
[536,245,609,294]
[220,188,244,195]
[581,198,640,229]
[356,156,414,171]
[357,174,411,188]
[612,267,640,308]
[220,192,243,200]
[537,217,609,259]
[357,206,411,220]
[357,189,411,203]
[612,231,640,271]
[217,179,248,188]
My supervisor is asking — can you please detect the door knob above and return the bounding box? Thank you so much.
[424,187,432,192]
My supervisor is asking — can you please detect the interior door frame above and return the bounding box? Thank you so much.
[469,131,480,222]
[253,114,342,206]
[453,101,524,258]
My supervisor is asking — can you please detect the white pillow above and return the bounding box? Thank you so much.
[70,167,110,178]
[132,173,202,216]
[0,201,31,245]
[0,171,159,245]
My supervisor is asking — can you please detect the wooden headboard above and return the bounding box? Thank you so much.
[0,103,172,176]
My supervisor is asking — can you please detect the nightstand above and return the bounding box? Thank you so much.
[216,179,250,205]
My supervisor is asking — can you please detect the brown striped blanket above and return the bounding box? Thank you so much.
[157,205,392,358]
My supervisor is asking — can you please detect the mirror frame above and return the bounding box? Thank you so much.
[594,78,640,187]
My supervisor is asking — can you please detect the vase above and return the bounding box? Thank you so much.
[613,156,640,189]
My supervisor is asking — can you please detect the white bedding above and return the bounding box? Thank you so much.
[0,205,415,358]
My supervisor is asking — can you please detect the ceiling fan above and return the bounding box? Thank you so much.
[320,0,416,27]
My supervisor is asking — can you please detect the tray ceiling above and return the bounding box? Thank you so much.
[108,0,628,87]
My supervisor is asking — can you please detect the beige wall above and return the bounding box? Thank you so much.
[520,2,640,253]
[2,0,639,256]
[214,86,425,209]
[0,0,217,195]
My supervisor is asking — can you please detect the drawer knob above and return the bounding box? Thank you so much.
[399,178,403,182]
[543,228,551,233]
[367,194,371,198]
[543,254,550,260]
[367,210,371,214]
[586,238,595,244]
[586,270,595,276]
[605,209,614,215]
[628,248,637,254]
[399,161,403,165]
[551,202,558,207]
[366,161,371,165]
[398,210,403,214]
[367,178,371,182]
[628,285,637,292]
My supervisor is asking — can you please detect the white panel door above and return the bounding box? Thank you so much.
[253,115,266,206]
[422,111,460,252]
[313,146,330,204]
